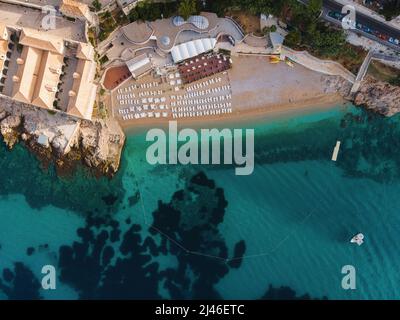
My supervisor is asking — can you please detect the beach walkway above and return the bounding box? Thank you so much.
[282,47,356,84]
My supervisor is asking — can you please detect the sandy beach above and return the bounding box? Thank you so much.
[115,55,349,132]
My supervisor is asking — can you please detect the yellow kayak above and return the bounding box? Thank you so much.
[285,60,294,67]
[269,56,280,63]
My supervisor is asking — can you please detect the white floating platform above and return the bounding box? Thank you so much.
[331,140,341,161]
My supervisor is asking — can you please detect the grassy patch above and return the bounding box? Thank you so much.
[98,11,117,42]
[99,55,109,65]
[226,9,261,35]
[368,60,400,85]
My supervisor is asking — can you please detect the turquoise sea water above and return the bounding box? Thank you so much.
[1,102,400,299]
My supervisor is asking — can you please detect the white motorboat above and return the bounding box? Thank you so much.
[350,233,364,246]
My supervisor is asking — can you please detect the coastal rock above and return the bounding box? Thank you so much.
[322,75,352,97]
[0,115,22,149]
[354,76,400,117]
[0,106,7,121]
[0,95,125,177]
[79,120,124,176]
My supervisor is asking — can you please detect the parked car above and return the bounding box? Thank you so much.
[381,34,390,41]
[227,35,235,46]
[328,11,343,20]
[362,26,372,33]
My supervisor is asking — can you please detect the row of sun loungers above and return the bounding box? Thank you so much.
[119,96,167,106]
[117,88,164,102]
[171,94,231,107]
[185,77,223,92]
[138,81,160,89]
[116,93,136,99]
[172,108,233,119]
[183,86,231,98]
[172,102,232,112]
[117,82,157,93]
[119,103,169,114]
[138,90,164,97]
[121,111,169,121]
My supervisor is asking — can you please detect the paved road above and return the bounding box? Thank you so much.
[300,0,400,52]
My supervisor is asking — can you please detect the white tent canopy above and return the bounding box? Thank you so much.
[171,38,217,63]
[126,53,152,78]
[127,55,150,73]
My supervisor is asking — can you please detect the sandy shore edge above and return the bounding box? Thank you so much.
[122,93,347,134]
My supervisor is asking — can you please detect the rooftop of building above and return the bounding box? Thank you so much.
[121,12,221,52]
[60,0,90,17]
[2,25,97,120]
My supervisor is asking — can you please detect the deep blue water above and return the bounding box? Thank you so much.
[1,102,400,299]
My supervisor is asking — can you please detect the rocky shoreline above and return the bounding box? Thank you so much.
[320,74,400,118]
[0,96,125,178]
[354,76,400,117]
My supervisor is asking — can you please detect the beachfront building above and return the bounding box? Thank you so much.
[270,32,285,54]
[126,53,152,78]
[178,53,232,84]
[12,29,65,109]
[170,38,217,64]
[66,42,98,119]
[1,25,97,120]
[101,12,244,89]
[0,23,9,89]
[104,12,244,63]
[60,0,95,25]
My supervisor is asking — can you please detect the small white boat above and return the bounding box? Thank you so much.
[350,233,364,246]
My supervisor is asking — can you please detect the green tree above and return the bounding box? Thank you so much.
[312,28,345,56]
[380,0,400,20]
[92,0,101,11]
[308,0,322,17]
[284,29,302,47]
[389,75,400,86]
[128,9,139,22]
[262,25,277,35]
[178,0,196,20]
